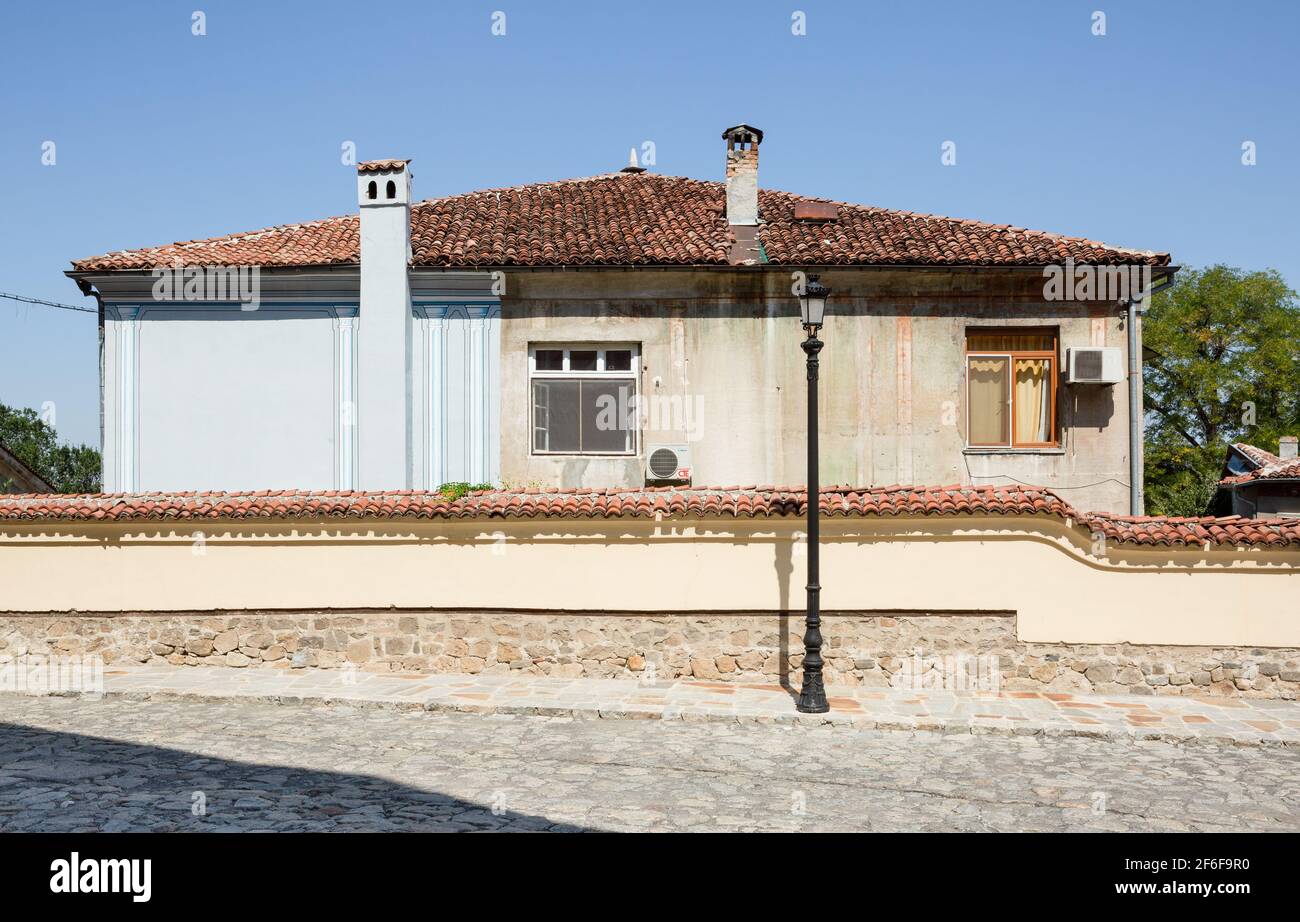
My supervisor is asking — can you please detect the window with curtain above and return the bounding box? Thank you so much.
[965,330,1057,448]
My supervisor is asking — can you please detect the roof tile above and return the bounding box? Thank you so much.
[71,173,1170,272]
[1,484,1295,549]
[1221,442,1300,485]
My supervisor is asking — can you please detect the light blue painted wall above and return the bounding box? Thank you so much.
[101,297,500,493]
[418,302,501,488]
[102,303,357,493]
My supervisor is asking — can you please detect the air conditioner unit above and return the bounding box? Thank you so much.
[645,444,692,484]
[1066,347,1123,385]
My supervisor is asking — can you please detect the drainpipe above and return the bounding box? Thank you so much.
[75,278,106,492]
[1127,297,1142,516]
[1124,272,1176,517]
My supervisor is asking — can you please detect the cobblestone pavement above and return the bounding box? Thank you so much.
[1,696,1297,832]
[48,665,1300,746]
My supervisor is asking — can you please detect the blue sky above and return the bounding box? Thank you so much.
[1,0,1297,448]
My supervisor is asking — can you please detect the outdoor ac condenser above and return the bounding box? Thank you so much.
[1065,347,1124,385]
[645,444,692,484]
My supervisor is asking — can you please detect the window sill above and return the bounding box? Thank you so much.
[963,447,1065,456]
[530,453,639,459]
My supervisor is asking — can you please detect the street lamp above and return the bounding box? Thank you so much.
[796,274,830,714]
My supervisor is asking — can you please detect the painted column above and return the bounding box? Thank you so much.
[427,309,445,490]
[116,305,140,492]
[336,309,358,490]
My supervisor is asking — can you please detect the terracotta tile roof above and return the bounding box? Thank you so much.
[1221,443,1300,485]
[70,215,361,272]
[70,173,1170,272]
[2,484,1295,549]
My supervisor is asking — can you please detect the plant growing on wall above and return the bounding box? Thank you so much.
[0,403,101,493]
[438,481,494,501]
[1143,266,1300,516]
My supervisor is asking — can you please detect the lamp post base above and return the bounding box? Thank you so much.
[796,679,830,714]
[795,613,829,714]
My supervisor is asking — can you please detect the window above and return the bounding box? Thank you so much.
[530,344,639,455]
[965,330,1058,448]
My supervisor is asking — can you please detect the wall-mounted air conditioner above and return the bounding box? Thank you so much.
[645,444,692,484]
[1066,347,1123,385]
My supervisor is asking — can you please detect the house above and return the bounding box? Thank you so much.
[0,441,52,493]
[67,125,1173,513]
[1213,438,1300,518]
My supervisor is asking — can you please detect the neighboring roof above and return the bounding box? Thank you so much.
[70,173,1171,272]
[2,484,1296,548]
[0,441,52,493]
[1221,442,1300,485]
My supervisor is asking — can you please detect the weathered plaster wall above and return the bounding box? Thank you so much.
[499,269,1134,513]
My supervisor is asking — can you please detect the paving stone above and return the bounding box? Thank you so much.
[0,690,1296,832]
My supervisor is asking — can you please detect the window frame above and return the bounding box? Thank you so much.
[528,343,640,457]
[964,329,1059,450]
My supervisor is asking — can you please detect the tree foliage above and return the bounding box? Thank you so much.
[1143,266,1300,516]
[0,403,101,493]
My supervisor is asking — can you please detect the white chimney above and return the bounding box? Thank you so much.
[356,159,413,490]
[722,124,762,226]
[1280,436,1298,461]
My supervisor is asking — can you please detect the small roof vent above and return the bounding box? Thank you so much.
[620,148,647,174]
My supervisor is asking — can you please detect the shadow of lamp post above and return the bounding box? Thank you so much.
[796,273,830,714]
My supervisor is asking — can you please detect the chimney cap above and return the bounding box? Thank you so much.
[357,159,411,174]
[721,124,764,145]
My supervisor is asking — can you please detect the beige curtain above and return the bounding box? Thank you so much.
[968,357,1009,444]
[1014,359,1050,443]
[967,332,1055,352]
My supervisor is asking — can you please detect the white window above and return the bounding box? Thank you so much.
[529,344,639,455]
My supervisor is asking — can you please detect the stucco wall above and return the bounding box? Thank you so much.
[1,516,1296,649]
[499,269,1134,513]
[91,267,1137,508]
[103,306,346,492]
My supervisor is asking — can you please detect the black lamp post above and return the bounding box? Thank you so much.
[796,274,830,714]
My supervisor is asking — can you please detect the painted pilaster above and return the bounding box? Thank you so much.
[427,312,446,490]
[420,301,501,489]
[115,305,140,492]
[336,309,358,490]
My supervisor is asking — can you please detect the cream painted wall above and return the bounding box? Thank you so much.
[2,516,1297,647]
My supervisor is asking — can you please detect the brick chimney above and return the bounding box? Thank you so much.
[1280,436,1298,461]
[356,159,413,489]
[722,124,762,226]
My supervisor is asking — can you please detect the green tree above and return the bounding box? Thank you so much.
[0,403,101,493]
[1143,266,1300,516]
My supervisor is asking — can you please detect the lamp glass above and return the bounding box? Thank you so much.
[800,276,829,327]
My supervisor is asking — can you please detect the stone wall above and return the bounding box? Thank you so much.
[3,610,1299,699]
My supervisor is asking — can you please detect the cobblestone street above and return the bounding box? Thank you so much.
[0,696,1297,832]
